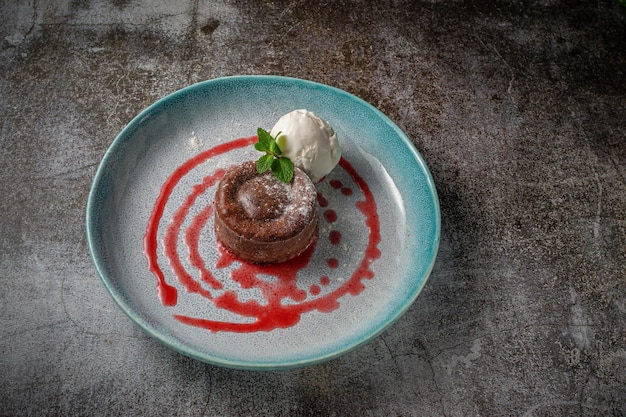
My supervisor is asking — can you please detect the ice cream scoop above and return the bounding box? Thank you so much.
[270,109,341,182]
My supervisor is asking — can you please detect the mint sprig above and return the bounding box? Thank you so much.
[254,128,294,183]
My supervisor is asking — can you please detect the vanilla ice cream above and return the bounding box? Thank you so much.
[270,109,341,182]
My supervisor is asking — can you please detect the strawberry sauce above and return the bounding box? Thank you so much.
[144,136,381,333]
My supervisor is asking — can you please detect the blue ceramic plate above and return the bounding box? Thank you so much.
[86,75,440,370]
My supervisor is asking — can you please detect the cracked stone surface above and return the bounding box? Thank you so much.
[1,0,625,416]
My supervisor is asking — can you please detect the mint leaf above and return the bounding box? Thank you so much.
[254,127,294,183]
[256,154,274,174]
[272,156,294,183]
[256,128,273,151]
[268,139,281,156]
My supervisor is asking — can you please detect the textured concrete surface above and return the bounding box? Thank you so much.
[1,0,625,416]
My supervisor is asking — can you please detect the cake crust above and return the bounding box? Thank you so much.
[214,161,317,263]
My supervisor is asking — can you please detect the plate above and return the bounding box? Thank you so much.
[86,75,440,370]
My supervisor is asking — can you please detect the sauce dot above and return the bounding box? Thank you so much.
[327,258,339,269]
[317,193,329,208]
[324,210,337,223]
[329,180,342,189]
[309,285,321,296]
[329,230,341,245]
[341,187,353,196]
[320,276,330,286]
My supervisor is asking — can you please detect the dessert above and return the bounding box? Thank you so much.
[214,161,317,263]
[270,109,341,182]
[214,110,339,263]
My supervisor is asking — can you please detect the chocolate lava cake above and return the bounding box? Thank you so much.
[214,161,318,263]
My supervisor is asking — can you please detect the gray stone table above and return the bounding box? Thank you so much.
[1,1,625,416]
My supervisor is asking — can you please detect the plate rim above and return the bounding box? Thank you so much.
[86,74,441,370]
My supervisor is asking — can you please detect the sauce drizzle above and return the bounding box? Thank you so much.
[144,137,381,333]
